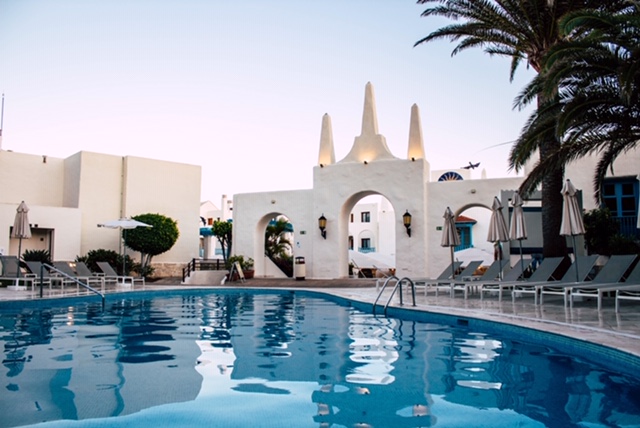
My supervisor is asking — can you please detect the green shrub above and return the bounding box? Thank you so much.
[22,249,52,264]
[226,255,254,271]
[76,249,135,276]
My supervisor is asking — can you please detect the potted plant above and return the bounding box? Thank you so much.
[226,255,255,280]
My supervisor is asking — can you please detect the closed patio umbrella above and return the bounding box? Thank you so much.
[11,201,31,278]
[487,197,509,279]
[441,207,460,280]
[509,191,528,275]
[560,179,585,282]
[98,218,152,277]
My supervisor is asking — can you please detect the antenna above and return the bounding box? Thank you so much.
[0,93,4,150]
[0,93,4,133]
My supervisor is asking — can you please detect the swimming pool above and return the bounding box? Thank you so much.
[2,289,640,427]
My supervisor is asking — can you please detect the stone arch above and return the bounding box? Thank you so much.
[336,190,402,278]
[252,211,296,278]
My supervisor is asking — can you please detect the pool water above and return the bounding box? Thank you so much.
[2,289,640,428]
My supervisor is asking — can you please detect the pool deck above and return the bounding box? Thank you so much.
[2,277,640,358]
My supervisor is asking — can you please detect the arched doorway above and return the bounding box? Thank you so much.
[347,194,396,278]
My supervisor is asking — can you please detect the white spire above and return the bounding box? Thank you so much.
[339,82,396,163]
[318,113,336,166]
[361,81,379,136]
[407,103,425,160]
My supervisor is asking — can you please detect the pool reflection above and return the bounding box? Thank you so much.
[1,292,640,428]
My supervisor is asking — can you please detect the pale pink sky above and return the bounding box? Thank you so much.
[0,0,533,204]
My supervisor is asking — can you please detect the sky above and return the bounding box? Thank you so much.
[0,0,535,206]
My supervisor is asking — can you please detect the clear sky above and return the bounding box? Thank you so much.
[0,0,534,205]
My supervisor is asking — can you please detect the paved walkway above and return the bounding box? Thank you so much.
[2,277,640,358]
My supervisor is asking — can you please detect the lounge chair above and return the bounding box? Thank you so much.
[478,258,534,301]
[433,260,483,297]
[52,261,104,290]
[530,255,599,305]
[413,261,463,296]
[478,256,564,303]
[583,261,640,312]
[0,255,33,288]
[559,254,637,309]
[448,259,509,299]
[97,262,145,287]
[24,261,61,290]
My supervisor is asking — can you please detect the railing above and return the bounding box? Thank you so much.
[615,215,639,238]
[42,263,105,308]
[358,247,376,253]
[182,258,226,282]
[373,276,416,316]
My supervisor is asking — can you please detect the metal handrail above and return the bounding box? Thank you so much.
[373,276,417,315]
[383,277,416,315]
[373,276,397,314]
[42,263,105,308]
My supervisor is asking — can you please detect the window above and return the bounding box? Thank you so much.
[361,212,370,223]
[350,213,354,223]
[602,178,639,237]
[361,238,371,249]
[348,236,354,250]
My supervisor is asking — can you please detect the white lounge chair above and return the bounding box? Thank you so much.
[560,254,637,309]
[479,257,563,302]
[97,262,145,287]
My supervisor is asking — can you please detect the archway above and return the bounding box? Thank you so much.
[252,212,296,278]
[336,191,404,279]
[346,194,396,278]
[452,202,504,268]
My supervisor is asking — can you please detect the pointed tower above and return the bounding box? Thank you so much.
[407,104,425,160]
[317,113,336,166]
[339,82,397,163]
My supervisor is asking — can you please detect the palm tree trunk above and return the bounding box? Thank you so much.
[538,93,568,258]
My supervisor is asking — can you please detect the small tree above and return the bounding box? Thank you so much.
[211,220,232,264]
[124,213,179,276]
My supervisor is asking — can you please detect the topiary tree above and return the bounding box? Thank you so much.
[124,213,179,277]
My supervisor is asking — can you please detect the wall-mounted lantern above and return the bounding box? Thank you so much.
[403,210,412,237]
[318,214,327,239]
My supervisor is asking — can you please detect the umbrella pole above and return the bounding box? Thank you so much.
[518,240,524,276]
[450,247,456,279]
[572,235,580,282]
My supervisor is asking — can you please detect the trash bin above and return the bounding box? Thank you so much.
[294,256,306,280]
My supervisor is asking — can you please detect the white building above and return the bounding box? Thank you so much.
[1,150,201,276]
[233,82,639,279]
[199,195,233,259]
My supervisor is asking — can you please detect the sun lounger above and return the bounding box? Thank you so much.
[97,262,145,287]
[448,259,509,299]
[582,260,640,312]
[477,258,534,301]
[24,261,63,290]
[413,261,463,296]
[478,257,564,303]
[52,261,104,290]
[433,260,483,297]
[531,255,599,305]
[0,255,33,288]
[560,254,637,309]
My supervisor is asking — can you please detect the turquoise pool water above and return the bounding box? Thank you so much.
[1,289,640,427]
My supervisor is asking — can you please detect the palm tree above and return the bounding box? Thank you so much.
[510,3,640,204]
[265,218,293,259]
[414,0,626,257]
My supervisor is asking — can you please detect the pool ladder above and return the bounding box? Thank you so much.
[373,276,416,316]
